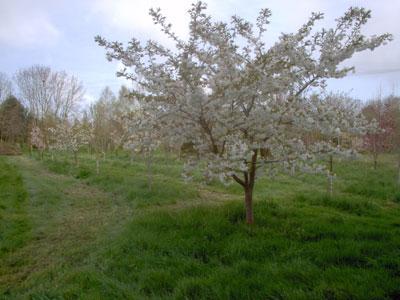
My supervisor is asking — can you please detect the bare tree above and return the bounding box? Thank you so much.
[50,71,84,120]
[0,72,13,103]
[15,65,50,123]
[15,65,84,123]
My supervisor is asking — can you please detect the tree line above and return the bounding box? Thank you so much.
[0,2,397,224]
[0,67,132,159]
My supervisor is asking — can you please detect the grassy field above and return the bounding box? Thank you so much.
[0,151,399,299]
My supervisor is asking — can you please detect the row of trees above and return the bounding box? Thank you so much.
[0,2,396,224]
[0,65,136,169]
[2,68,399,216]
[4,69,398,171]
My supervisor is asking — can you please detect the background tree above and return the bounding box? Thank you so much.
[124,105,161,189]
[376,95,400,182]
[30,125,45,159]
[15,65,84,121]
[109,85,135,152]
[15,65,84,146]
[97,2,391,224]
[0,72,13,103]
[0,95,28,144]
[314,93,364,195]
[362,98,395,169]
[89,86,116,160]
[49,120,90,165]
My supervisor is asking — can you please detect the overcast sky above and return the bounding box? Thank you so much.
[0,0,399,104]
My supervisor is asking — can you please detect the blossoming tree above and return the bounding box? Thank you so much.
[307,93,372,196]
[124,105,162,189]
[49,121,90,166]
[96,2,391,224]
[30,125,45,159]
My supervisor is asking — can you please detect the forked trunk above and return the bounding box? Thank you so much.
[232,150,258,225]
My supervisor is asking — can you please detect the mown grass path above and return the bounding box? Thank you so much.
[0,155,239,298]
[0,156,133,297]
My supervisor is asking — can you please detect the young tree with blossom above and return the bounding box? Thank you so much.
[124,105,162,189]
[312,93,367,196]
[30,125,45,159]
[96,2,391,224]
[49,121,90,166]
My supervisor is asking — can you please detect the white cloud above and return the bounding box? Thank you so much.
[91,0,322,43]
[91,0,191,44]
[83,92,96,105]
[0,0,60,47]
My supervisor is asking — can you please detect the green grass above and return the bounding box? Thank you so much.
[97,201,399,299]
[0,157,30,259]
[1,151,399,299]
[41,152,200,208]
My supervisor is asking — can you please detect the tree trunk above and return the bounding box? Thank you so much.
[244,186,254,224]
[291,164,295,176]
[373,153,378,170]
[146,153,153,191]
[327,155,334,196]
[328,173,334,197]
[74,151,78,166]
[397,158,400,186]
[232,150,258,225]
[96,158,100,175]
